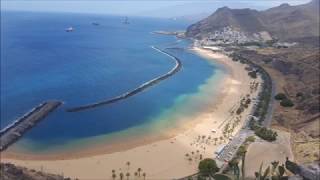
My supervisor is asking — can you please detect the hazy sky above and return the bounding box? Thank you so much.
[1,0,311,18]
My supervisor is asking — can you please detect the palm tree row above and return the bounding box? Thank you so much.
[185,150,204,164]
[111,162,147,180]
[193,133,229,147]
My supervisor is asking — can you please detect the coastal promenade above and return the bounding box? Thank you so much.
[0,101,62,151]
[216,130,254,163]
[66,46,182,112]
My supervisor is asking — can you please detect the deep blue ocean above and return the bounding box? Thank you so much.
[1,11,223,153]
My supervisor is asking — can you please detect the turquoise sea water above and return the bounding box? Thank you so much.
[1,11,226,154]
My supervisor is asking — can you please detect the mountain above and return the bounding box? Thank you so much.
[261,0,319,40]
[186,7,265,39]
[186,0,319,40]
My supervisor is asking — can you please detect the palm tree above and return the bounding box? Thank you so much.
[255,163,270,180]
[142,172,146,180]
[134,172,138,178]
[237,146,247,180]
[202,135,206,142]
[199,154,203,160]
[112,173,116,180]
[229,159,240,180]
[112,169,116,174]
[214,138,218,145]
[126,172,130,180]
[229,130,233,137]
[223,135,227,142]
[185,153,189,159]
[126,161,130,171]
[255,161,286,180]
[188,157,192,164]
[120,172,124,180]
[137,168,142,177]
[196,150,200,159]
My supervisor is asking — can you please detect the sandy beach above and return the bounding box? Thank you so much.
[1,47,261,179]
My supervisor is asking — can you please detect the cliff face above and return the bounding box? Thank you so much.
[186,0,319,40]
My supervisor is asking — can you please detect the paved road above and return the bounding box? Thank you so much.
[263,77,276,127]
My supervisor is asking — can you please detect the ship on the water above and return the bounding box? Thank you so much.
[65,27,74,32]
[123,17,130,24]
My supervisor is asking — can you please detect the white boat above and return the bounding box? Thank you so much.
[65,27,74,32]
[123,17,129,24]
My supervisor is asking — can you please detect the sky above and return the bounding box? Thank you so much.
[1,0,311,18]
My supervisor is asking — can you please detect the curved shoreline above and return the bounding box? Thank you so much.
[2,48,231,161]
[66,46,182,112]
[2,47,262,179]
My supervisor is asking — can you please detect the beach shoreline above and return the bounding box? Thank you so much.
[1,47,261,179]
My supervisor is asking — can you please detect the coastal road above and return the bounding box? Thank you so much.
[263,77,276,127]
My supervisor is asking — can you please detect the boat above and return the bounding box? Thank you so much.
[92,22,99,26]
[65,27,74,32]
[123,17,130,24]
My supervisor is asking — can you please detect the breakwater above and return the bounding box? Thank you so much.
[0,101,62,151]
[66,46,182,112]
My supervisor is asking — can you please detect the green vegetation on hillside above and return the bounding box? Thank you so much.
[249,119,277,141]
[245,136,255,143]
[254,127,277,141]
[274,93,294,107]
[280,99,294,107]
[248,71,257,79]
[198,158,220,177]
[274,93,286,100]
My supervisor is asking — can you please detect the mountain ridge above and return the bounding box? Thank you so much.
[186,0,319,40]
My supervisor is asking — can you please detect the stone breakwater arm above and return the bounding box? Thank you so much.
[0,101,62,151]
[66,46,182,112]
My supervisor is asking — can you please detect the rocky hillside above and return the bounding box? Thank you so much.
[0,163,71,180]
[186,0,319,40]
